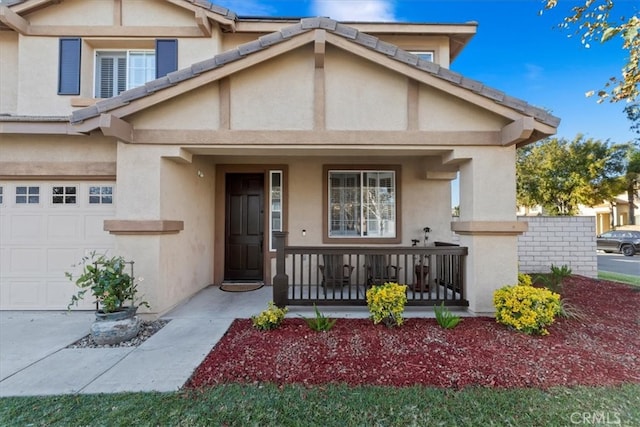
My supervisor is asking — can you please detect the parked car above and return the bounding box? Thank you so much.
[596,230,640,256]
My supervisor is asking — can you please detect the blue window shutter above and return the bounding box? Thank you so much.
[156,39,177,78]
[58,38,81,95]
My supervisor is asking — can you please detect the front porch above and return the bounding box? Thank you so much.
[272,232,469,308]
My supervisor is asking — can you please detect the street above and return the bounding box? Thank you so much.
[597,253,640,277]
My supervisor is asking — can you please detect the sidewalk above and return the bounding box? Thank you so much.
[0,285,383,397]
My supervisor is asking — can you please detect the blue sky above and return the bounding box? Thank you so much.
[214,0,638,145]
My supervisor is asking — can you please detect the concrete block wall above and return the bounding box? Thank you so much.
[517,216,597,278]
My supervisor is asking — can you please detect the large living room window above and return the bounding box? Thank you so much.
[326,167,399,241]
[95,51,155,98]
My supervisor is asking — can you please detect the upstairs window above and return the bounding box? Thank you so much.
[411,51,434,62]
[95,51,155,98]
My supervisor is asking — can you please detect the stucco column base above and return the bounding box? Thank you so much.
[457,233,520,316]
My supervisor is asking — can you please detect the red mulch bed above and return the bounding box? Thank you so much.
[185,276,640,389]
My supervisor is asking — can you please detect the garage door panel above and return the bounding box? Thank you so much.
[0,181,116,310]
[47,248,82,274]
[6,280,43,308]
[9,215,43,241]
[48,215,82,240]
[9,248,45,273]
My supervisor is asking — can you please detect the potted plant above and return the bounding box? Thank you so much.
[66,251,149,345]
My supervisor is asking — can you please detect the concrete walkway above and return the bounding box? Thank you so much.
[0,285,391,397]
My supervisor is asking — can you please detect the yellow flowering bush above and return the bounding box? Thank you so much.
[493,283,561,336]
[366,282,408,327]
[518,272,532,287]
[251,301,288,331]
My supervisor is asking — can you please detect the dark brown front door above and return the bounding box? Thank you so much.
[225,173,264,281]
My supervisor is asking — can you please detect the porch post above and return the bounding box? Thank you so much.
[272,231,289,307]
[453,147,527,315]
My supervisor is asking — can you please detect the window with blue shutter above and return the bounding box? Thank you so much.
[155,39,178,78]
[58,38,81,95]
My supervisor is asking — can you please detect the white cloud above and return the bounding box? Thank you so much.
[312,0,396,22]
[525,63,544,81]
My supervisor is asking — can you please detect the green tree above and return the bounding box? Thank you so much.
[543,0,639,103]
[517,135,626,215]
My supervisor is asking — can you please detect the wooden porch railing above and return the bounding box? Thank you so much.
[272,232,468,307]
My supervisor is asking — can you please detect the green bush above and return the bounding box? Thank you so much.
[366,282,407,327]
[251,301,288,331]
[434,302,462,329]
[301,305,337,332]
[493,283,561,335]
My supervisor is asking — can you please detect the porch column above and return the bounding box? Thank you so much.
[105,142,215,316]
[452,147,527,315]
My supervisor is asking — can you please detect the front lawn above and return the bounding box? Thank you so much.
[1,384,639,426]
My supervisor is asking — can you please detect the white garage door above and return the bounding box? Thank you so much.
[0,182,116,310]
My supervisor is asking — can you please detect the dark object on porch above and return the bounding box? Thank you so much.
[366,254,401,286]
[319,255,354,291]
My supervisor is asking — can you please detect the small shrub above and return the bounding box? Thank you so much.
[518,273,533,287]
[558,299,587,322]
[366,282,407,327]
[535,264,572,293]
[251,301,288,331]
[301,305,337,332]
[434,302,462,329]
[493,284,561,335]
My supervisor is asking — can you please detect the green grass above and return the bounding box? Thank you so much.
[598,271,640,287]
[1,384,639,426]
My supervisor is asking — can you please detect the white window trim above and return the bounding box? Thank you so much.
[269,170,283,251]
[410,51,434,62]
[94,49,155,98]
[327,169,397,239]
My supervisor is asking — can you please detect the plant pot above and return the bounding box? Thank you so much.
[91,306,140,345]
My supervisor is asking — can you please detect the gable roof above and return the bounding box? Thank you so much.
[0,0,237,31]
[70,16,560,130]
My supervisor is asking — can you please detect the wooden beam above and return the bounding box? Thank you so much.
[113,0,122,26]
[25,25,204,37]
[407,79,419,131]
[0,5,30,34]
[99,114,133,143]
[131,129,501,146]
[104,220,184,235]
[0,121,85,135]
[219,78,230,130]
[314,29,325,69]
[161,147,193,164]
[0,161,116,178]
[195,8,212,37]
[500,117,534,146]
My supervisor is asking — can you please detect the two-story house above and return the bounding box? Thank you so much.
[0,0,559,315]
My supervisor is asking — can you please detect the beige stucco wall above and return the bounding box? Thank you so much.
[325,46,408,130]
[419,86,509,131]
[16,36,70,116]
[157,156,216,314]
[230,46,315,130]
[112,145,216,315]
[26,0,114,26]
[0,135,116,162]
[130,83,221,130]
[122,0,194,27]
[0,31,18,115]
